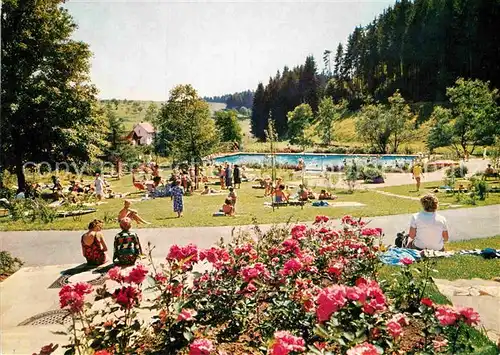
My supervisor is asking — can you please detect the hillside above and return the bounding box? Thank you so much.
[99,100,226,130]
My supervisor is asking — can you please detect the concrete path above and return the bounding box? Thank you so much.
[1,205,499,267]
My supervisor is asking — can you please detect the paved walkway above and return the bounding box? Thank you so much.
[0,205,498,267]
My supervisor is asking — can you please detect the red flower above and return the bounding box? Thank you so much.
[94,351,112,355]
[108,266,124,282]
[435,305,459,326]
[125,264,148,284]
[59,283,93,314]
[177,308,197,322]
[346,342,380,355]
[281,238,301,255]
[200,247,232,270]
[314,215,329,224]
[112,286,141,309]
[386,320,403,338]
[457,306,480,325]
[241,262,269,283]
[316,285,347,322]
[400,257,414,265]
[167,244,199,270]
[270,330,306,355]
[189,338,214,355]
[291,224,308,240]
[281,258,303,276]
[421,297,434,307]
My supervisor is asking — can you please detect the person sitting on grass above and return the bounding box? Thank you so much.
[273,185,289,204]
[201,185,219,195]
[319,189,337,200]
[222,199,235,216]
[113,217,143,266]
[298,184,309,202]
[118,200,151,225]
[407,194,449,251]
[484,164,498,178]
[81,219,108,266]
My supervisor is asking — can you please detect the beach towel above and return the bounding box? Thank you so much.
[312,201,329,207]
[379,248,421,266]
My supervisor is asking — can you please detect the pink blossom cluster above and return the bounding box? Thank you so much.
[316,279,386,322]
[200,247,233,270]
[291,224,308,240]
[313,215,329,224]
[360,228,383,237]
[280,258,303,276]
[342,215,366,227]
[269,331,306,355]
[240,262,270,283]
[167,243,199,270]
[112,285,141,309]
[189,338,214,355]
[59,282,93,314]
[293,279,321,312]
[108,264,148,284]
[385,313,409,338]
[281,238,301,256]
[177,308,197,322]
[346,342,381,355]
[234,243,258,260]
[435,305,480,326]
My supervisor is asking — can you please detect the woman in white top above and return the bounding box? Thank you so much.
[408,194,449,251]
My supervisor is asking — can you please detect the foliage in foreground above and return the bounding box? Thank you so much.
[0,250,23,275]
[36,216,495,355]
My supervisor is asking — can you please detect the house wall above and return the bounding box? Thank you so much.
[133,125,154,145]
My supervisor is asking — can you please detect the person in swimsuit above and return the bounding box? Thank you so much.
[81,219,108,266]
[118,200,151,224]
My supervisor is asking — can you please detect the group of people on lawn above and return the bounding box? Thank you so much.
[81,191,450,268]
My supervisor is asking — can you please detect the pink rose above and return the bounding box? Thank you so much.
[59,283,93,314]
[281,258,303,276]
[189,338,214,355]
[270,331,306,355]
[108,266,124,282]
[177,308,197,322]
[400,257,414,265]
[346,342,381,355]
[112,286,141,309]
[457,306,480,325]
[316,285,347,322]
[386,320,403,338]
[435,306,459,326]
[125,264,148,284]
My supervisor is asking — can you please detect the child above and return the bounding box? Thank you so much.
[228,187,237,211]
[222,199,235,216]
[118,200,151,224]
[113,217,143,266]
[274,185,289,203]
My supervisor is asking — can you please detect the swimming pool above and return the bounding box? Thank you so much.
[213,153,417,169]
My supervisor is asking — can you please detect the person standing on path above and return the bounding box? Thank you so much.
[171,180,184,218]
[411,163,423,191]
[94,173,104,201]
[219,165,226,190]
[225,163,233,188]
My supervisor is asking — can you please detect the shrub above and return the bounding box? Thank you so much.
[362,166,384,182]
[472,179,489,200]
[46,216,490,354]
[445,165,468,178]
[0,251,23,275]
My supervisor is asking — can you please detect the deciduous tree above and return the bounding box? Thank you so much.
[316,98,347,145]
[214,110,242,144]
[155,85,218,163]
[1,0,105,189]
[287,104,314,150]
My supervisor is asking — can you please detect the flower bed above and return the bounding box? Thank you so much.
[37,216,486,355]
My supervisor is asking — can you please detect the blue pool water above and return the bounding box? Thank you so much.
[213,153,417,169]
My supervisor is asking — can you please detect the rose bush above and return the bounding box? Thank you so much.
[46,216,487,354]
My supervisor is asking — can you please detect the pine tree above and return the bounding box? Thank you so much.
[251,83,268,140]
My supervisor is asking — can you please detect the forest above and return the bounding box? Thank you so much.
[251,0,500,141]
[203,90,254,109]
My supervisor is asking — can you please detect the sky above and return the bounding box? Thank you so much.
[65,0,396,100]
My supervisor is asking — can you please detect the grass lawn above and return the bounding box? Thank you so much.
[377,181,500,209]
[0,175,422,231]
[379,236,500,354]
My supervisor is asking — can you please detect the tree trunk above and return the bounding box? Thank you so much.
[15,160,26,192]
